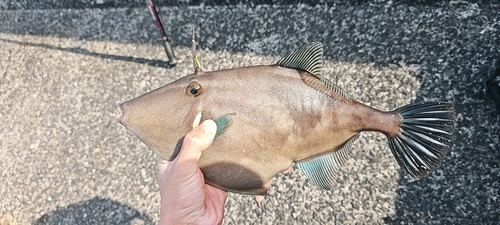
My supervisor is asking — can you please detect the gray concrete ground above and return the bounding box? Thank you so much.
[1,1,499,224]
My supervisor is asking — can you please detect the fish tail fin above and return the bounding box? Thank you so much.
[388,102,455,180]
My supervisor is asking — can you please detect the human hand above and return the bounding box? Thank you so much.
[156,120,228,225]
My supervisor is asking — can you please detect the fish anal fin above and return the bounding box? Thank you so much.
[213,113,236,139]
[297,133,359,190]
[276,42,323,77]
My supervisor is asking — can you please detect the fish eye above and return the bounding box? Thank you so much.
[186,82,203,97]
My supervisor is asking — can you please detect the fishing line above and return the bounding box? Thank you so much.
[144,0,210,68]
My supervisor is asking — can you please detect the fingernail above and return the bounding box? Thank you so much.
[201,120,216,135]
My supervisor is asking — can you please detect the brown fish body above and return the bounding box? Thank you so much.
[117,43,455,194]
[120,65,399,194]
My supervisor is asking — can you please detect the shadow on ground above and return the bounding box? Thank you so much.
[388,73,500,223]
[3,0,488,10]
[34,197,154,225]
[0,37,173,68]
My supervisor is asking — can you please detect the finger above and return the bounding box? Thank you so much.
[173,120,217,171]
[156,156,170,166]
[156,156,171,183]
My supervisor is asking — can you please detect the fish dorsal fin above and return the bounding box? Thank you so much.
[278,42,353,101]
[300,72,354,102]
[297,133,359,190]
[276,42,323,77]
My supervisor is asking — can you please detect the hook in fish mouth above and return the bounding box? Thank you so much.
[192,111,202,130]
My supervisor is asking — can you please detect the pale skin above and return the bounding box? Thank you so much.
[156,120,227,225]
[156,120,293,224]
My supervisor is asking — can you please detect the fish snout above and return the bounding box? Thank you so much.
[116,104,126,125]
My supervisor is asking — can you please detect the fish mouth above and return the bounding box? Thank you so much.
[116,104,125,125]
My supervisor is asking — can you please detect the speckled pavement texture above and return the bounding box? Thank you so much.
[0,1,499,224]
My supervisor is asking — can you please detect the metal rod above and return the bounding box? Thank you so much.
[145,0,176,67]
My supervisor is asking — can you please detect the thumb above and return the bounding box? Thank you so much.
[173,119,217,171]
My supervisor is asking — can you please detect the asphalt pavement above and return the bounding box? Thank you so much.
[0,1,499,224]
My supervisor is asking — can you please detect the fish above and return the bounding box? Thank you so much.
[116,42,455,195]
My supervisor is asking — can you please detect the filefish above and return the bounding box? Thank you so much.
[117,42,455,194]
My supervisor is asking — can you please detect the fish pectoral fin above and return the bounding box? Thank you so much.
[297,133,359,190]
[276,42,323,77]
[213,113,236,139]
